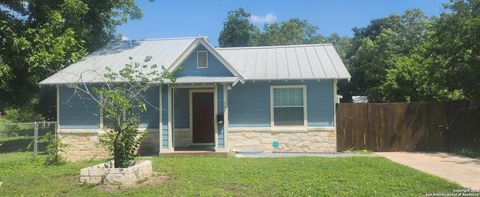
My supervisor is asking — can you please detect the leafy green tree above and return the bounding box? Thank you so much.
[260,18,325,46]
[218,8,350,50]
[0,0,143,117]
[69,57,175,168]
[380,0,480,101]
[424,0,480,99]
[219,8,260,47]
[342,9,431,102]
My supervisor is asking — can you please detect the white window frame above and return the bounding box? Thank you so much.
[270,85,308,128]
[197,51,208,69]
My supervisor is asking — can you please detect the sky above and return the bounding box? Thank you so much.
[117,0,447,46]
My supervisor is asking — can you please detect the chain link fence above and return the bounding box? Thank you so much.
[0,121,57,155]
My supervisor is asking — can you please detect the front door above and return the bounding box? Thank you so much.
[192,92,214,144]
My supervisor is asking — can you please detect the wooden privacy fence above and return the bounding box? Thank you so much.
[336,100,480,152]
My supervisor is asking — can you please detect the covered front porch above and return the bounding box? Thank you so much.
[159,77,236,154]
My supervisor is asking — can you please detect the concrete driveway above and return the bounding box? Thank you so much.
[375,152,480,190]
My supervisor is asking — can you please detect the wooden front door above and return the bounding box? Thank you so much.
[192,92,214,144]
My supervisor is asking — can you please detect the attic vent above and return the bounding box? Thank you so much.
[197,51,208,68]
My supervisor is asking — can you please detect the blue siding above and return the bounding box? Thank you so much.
[173,88,189,128]
[59,86,99,129]
[228,80,334,127]
[176,45,234,77]
[307,80,334,127]
[139,86,159,129]
[228,82,270,127]
[217,84,225,148]
[161,85,169,149]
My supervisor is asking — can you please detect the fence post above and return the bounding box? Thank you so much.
[54,121,58,140]
[34,122,38,156]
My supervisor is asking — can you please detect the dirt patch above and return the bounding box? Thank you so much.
[97,172,172,192]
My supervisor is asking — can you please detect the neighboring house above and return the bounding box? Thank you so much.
[40,36,350,161]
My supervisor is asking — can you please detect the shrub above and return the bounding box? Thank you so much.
[43,132,67,166]
[3,107,44,122]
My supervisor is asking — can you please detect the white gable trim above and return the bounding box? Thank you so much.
[167,38,245,82]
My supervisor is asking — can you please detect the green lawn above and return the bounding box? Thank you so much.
[0,153,461,196]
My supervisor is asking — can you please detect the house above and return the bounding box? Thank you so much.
[40,36,350,161]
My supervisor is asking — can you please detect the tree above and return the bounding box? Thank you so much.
[342,9,431,102]
[218,8,260,47]
[218,9,351,49]
[0,0,143,118]
[260,18,325,46]
[68,57,175,168]
[424,0,480,99]
[380,0,480,101]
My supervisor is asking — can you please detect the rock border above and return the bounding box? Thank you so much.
[80,160,152,186]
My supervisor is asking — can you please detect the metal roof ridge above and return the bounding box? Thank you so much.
[215,43,334,50]
[121,37,199,42]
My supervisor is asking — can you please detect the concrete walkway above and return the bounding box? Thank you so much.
[375,152,480,190]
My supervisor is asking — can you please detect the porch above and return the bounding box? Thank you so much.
[158,80,232,154]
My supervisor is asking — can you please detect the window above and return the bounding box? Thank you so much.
[271,86,306,126]
[197,51,208,68]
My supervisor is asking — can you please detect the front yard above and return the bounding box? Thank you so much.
[0,153,461,196]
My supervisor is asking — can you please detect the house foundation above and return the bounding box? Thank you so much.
[59,130,160,162]
[227,128,336,152]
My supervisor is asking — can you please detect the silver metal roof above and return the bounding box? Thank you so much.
[40,37,350,85]
[40,37,197,85]
[216,44,350,80]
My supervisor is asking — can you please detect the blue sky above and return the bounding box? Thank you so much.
[118,0,447,46]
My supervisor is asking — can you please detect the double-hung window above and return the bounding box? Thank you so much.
[271,86,307,127]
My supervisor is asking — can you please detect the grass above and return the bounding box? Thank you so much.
[0,153,462,196]
[344,148,371,154]
[454,150,480,159]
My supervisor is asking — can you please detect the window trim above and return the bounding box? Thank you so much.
[196,51,208,69]
[270,85,308,128]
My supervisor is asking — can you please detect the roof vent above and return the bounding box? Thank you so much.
[197,51,208,68]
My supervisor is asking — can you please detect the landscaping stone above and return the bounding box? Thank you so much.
[80,160,152,186]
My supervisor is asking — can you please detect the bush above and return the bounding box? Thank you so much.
[42,133,67,166]
[3,107,44,122]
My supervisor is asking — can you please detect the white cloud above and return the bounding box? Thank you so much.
[121,35,129,40]
[249,13,277,24]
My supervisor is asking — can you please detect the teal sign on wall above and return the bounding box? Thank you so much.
[272,140,280,149]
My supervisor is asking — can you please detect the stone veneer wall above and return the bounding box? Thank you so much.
[60,130,160,162]
[227,128,336,152]
[59,132,108,162]
[138,131,160,155]
[174,128,192,148]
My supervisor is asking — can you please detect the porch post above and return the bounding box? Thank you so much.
[56,85,60,130]
[214,84,218,150]
[167,85,174,152]
[223,83,229,151]
[158,85,162,154]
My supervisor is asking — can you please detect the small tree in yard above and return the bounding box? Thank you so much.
[68,56,175,168]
